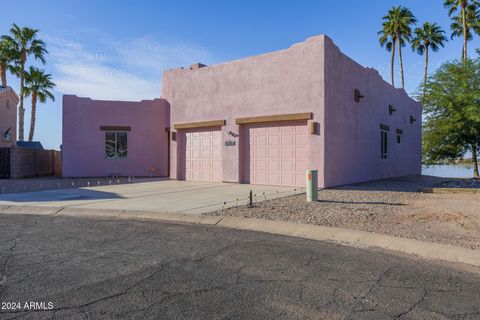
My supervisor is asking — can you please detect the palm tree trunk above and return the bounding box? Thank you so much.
[462,6,468,64]
[390,41,395,87]
[28,92,37,142]
[473,144,479,178]
[0,63,6,86]
[18,63,25,141]
[398,38,405,89]
[422,46,429,103]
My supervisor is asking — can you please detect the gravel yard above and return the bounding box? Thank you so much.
[210,175,480,250]
[436,178,480,188]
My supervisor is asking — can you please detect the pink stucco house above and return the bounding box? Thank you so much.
[62,35,422,188]
[62,96,169,177]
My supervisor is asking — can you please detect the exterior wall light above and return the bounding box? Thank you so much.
[228,131,239,138]
[389,105,397,115]
[354,89,364,103]
[410,116,416,124]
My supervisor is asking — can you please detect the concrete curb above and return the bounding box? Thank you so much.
[2,205,480,267]
[419,187,480,194]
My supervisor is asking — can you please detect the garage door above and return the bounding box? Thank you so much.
[249,122,308,186]
[185,130,222,182]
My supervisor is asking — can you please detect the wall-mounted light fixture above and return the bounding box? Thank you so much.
[389,105,397,115]
[227,131,239,138]
[308,122,320,135]
[410,115,416,124]
[354,89,364,103]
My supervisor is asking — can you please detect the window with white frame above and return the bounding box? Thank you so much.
[105,131,128,159]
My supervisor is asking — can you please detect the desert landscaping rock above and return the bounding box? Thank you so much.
[211,176,480,250]
[435,178,480,189]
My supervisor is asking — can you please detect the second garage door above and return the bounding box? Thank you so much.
[185,130,222,182]
[248,122,308,186]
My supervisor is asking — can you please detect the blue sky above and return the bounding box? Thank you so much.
[1,0,479,149]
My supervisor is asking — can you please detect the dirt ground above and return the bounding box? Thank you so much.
[211,176,480,250]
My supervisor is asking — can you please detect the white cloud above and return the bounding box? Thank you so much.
[45,35,215,101]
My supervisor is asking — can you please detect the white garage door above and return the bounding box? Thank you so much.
[249,122,308,186]
[185,130,222,182]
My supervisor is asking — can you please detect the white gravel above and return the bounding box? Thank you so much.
[209,176,480,250]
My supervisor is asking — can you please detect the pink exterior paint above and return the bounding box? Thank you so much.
[163,35,326,186]
[62,95,169,177]
[247,121,308,186]
[0,87,18,148]
[63,34,421,187]
[163,35,421,187]
[323,38,422,187]
[184,128,222,182]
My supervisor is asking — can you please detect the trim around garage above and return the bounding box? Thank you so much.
[235,112,313,125]
[173,119,226,130]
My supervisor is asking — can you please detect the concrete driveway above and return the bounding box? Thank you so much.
[0,180,298,214]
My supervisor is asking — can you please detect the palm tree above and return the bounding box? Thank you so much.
[1,24,47,141]
[0,39,18,87]
[24,67,55,142]
[444,0,480,63]
[378,21,397,86]
[452,5,480,55]
[411,22,447,101]
[379,6,417,89]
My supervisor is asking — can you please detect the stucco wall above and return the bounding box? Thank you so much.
[0,88,18,148]
[323,38,422,187]
[163,35,326,186]
[62,95,169,177]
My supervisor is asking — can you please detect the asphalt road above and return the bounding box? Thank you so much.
[0,214,479,319]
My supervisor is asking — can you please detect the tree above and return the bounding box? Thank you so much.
[444,0,480,63]
[1,24,47,141]
[422,59,480,177]
[378,18,397,86]
[379,6,417,89]
[24,67,55,142]
[0,39,18,87]
[411,22,447,101]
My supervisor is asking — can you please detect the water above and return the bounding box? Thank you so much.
[422,164,475,178]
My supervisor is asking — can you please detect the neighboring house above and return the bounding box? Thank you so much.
[0,86,18,148]
[63,35,422,188]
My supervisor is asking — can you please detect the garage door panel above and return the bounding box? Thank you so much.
[185,130,222,182]
[281,135,294,145]
[249,122,307,187]
[281,148,295,159]
[268,160,280,171]
[295,135,308,145]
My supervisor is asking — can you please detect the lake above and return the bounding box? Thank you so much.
[422,164,475,178]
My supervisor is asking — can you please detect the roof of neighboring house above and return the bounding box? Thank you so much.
[16,141,44,150]
[0,86,20,102]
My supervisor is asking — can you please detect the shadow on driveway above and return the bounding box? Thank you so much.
[0,188,123,203]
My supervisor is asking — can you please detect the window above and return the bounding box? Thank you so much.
[105,131,127,159]
[380,124,389,160]
[396,129,403,144]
